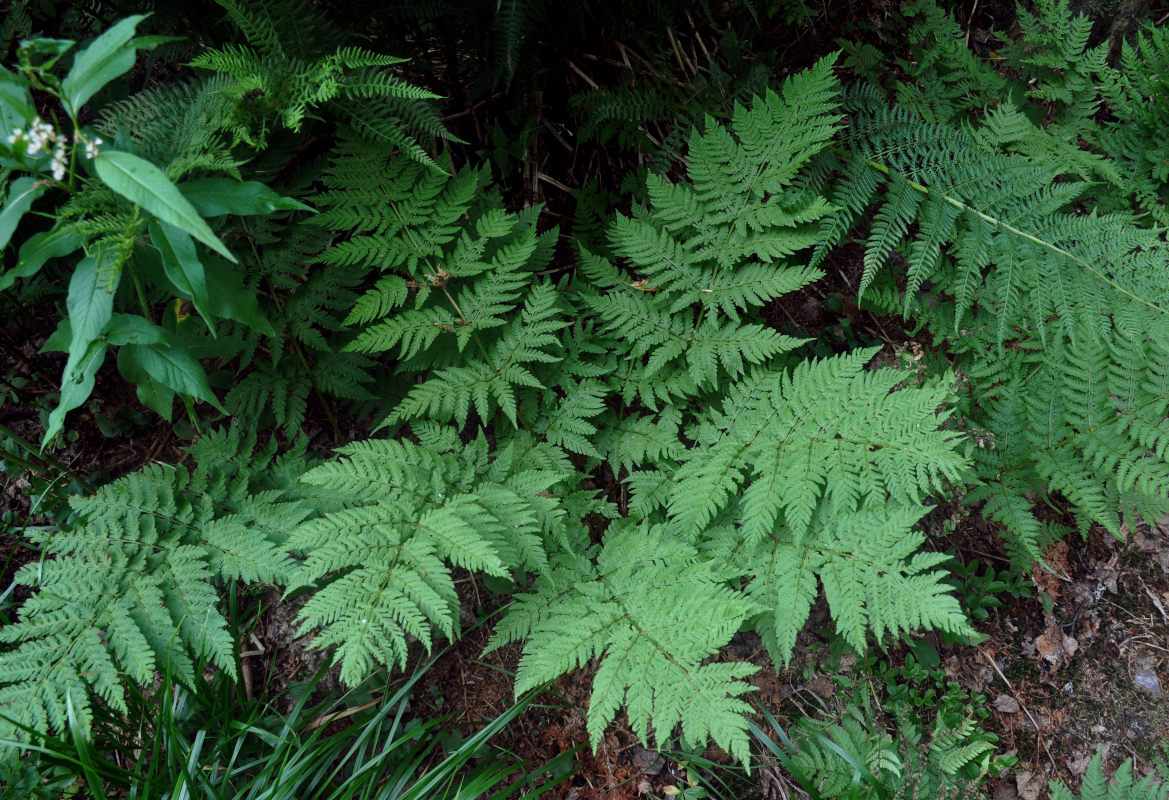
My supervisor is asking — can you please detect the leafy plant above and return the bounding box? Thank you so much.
[817,4,1169,564]
[0,17,311,444]
[5,1,1169,790]
[751,657,1010,799]
[1049,753,1168,800]
[0,428,312,744]
[947,557,1031,624]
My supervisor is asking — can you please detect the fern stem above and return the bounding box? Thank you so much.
[834,146,1168,319]
[292,338,342,445]
[439,286,496,371]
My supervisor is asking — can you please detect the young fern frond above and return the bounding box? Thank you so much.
[190,2,444,160]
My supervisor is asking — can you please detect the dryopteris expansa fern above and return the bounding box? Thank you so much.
[578,54,840,403]
[818,1,1169,560]
[286,426,568,685]
[488,522,760,764]
[0,429,310,744]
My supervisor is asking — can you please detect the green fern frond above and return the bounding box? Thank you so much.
[503,522,759,764]
[289,432,565,684]
[0,432,308,745]
[1049,753,1168,800]
[714,502,972,664]
[668,347,966,542]
[388,281,567,427]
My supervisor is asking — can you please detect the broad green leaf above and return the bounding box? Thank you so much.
[67,253,118,357]
[44,339,108,446]
[48,256,119,443]
[201,254,276,336]
[116,345,175,419]
[120,338,225,412]
[19,38,73,70]
[0,177,47,251]
[106,314,167,346]
[0,67,35,135]
[94,150,237,262]
[129,34,183,50]
[62,14,149,114]
[0,229,83,292]
[41,318,71,352]
[179,178,314,217]
[149,221,214,334]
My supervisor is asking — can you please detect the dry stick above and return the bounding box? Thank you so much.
[687,11,714,65]
[565,58,599,90]
[536,171,573,194]
[615,41,632,70]
[978,647,1058,771]
[540,120,574,153]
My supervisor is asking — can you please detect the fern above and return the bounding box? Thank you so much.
[720,502,972,665]
[481,66,973,761]
[1002,0,1107,135]
[96,76,242,180]
[668,347,967,542]
[1050,753,1168,800]
[189,0,446,162]
[0,430,309,744]
[580,54,841,400]
[808,34,1169,558]
[490,522,759,763]
[1098,21,1169,223]
[287,430,566,685]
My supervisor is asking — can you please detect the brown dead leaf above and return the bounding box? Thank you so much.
[1016,770,1044,800]
[807,675,835,700]
[1132,528,1154,551]
[993,694,1021,713]
[1033,612,1078,667]
[1066,751,1092,776]
[1033,540,1070,601]
[1089,552,1121,594]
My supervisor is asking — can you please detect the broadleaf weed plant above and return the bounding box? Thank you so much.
[0,16,317,445]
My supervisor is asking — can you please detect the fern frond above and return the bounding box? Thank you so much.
[669,347,966,542]
[290,433,565,683]
[506,523,759,764]
[0,433,308,745]
[719,503,972,663]
[388,281,566,427]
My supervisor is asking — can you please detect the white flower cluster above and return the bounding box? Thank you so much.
[5,117,102,182]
